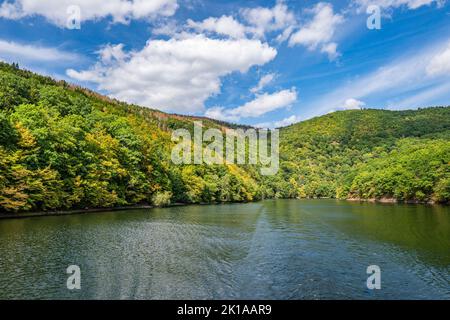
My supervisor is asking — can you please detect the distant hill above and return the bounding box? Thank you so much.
[0,62,448,212]
[267,108,450,203]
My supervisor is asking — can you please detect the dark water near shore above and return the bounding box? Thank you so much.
[0,199,448,299]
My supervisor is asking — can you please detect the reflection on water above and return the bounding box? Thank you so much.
[0,200,448,299]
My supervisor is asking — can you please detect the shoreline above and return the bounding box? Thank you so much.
[0,201,253,220]
[0,198,446,220]
[0,204,154,220]
[345,197,441,205]
[0,203,185,220]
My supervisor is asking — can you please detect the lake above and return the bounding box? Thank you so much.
[0,199,448,299]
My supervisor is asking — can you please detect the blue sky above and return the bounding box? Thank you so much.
[0,0,449,127]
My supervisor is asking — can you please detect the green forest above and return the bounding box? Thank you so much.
[0,62,449,212]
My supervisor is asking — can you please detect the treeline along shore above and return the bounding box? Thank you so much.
[0,62,449,215]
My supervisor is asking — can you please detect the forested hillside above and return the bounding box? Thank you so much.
[0,62,261,212]
[0,62,448,212]
[267,108,450,203]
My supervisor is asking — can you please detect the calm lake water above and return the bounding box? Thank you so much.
[0,199,449,300]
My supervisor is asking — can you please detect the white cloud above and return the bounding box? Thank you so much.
[276,114,300,127]
[255,115,301,129]
[204,106,239,122]
[205,89,297,122]
[305,58,424,117]
[276,25,295,43]
[67,35,277,113]
[289,3,344,60]
[250,73,275,93]
[302,40,450,118]
[241,1,296,39]
[0,2,23,19]
[187,16,247,39]
[0,39,79,63]
[184,2,296,41]
[344,98,366,109]
[353,0,445,10]
[320,42,340,61]
[152,20,181,37]
[388,81,450,110]
[0,0,178,26]
[97,44,129,64]
[426,43,450,77]
[229,89,297,118]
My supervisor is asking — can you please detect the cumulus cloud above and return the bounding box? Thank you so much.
[275,115,301,127]
[67,35,277,113]
[203,107,237,122]
[187,15,247,39]
[320,43,340,61]
[344,98,366,109]
[250,73,276,93]
[152,20,181,37]
[0,0,178,26]
[184,2,296,41]
[255,115,301,129]
[241,1,296,39]
[0,39,79,63]
[228,89,297,118]
[205,89,297,122]
[289,3,344,60]
[185,2,344,61]
[97,44,129,64]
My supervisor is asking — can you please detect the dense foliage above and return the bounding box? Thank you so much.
[0,62,261,212]
[0,62,448,212]
[267,108,450,203]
